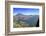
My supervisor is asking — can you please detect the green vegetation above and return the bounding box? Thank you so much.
[13,17,30,28]
[13,20,29,28]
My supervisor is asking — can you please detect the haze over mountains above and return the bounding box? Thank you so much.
[13,13,39,27]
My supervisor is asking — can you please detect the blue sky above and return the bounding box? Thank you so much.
[13,8,39,15]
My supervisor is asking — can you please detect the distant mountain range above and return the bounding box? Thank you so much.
[13,13,39,27]
[16,13,24,16]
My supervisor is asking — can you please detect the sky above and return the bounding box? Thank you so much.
[13,8,39,15]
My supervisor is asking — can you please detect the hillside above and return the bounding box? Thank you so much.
[13,13,39,28]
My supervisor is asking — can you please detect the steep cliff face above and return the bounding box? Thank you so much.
[36,18,39,27]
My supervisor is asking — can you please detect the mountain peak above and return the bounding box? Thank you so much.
[16,13,24,16]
